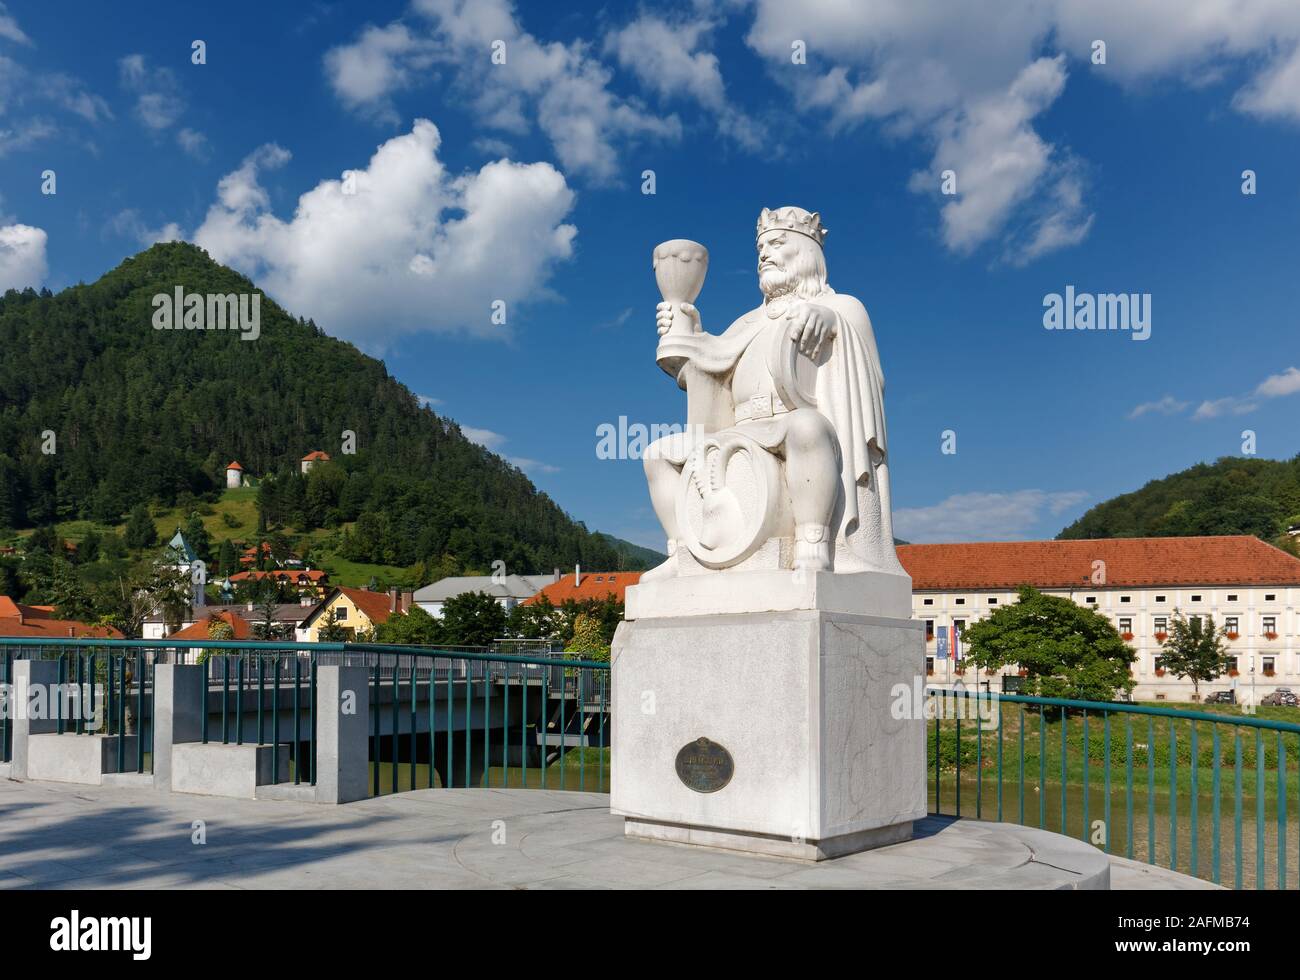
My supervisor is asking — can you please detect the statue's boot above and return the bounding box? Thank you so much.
[793,524,832,572]
[640,540,679,581]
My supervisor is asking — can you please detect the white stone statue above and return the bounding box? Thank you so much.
[642,206,905,580]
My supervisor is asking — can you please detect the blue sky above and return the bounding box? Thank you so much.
[3,0,1299,550]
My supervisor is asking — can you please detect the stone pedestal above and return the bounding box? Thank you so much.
[26,734,141,784]
[612,573,926,861]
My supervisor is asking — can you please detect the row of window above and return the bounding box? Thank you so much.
[919,592,1282,607]
[925,656,1286,676]
[922,615,1284,643]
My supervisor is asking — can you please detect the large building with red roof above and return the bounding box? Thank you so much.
[524,570,641,607]
[898,535,1300,702]
[0,597,122,639]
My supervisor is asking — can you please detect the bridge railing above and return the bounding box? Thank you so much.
[0,638,610,796]
[927,686,1300,890]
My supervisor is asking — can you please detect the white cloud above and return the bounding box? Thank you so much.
[416,393,442,407]
[508,456,560,475]
[605,14,764,150]
[894,489,1089,543]
[0,221,47,290]
[1191,366,1300,420]
[177,127,208,158]
[0,3,31,46]
[106,208,183,246]
[1128,394,1190,419]
[746,0,1300,262]
[182,120,576,350]
[326,0,680,181]
[118,53,185,130]
[461,425,506,450]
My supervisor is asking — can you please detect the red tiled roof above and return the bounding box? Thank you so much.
[335,587,398,624]
[229,569,328,583]
[171,610,254,640]
[0,596,123,638]
[301,451,331,462]
[524,572,641,605]
[226,460,243,471]
[897,536,1300,591]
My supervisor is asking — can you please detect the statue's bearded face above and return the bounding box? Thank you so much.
[757,230,826,300]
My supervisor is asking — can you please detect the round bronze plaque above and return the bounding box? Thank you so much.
[675,737,734,793]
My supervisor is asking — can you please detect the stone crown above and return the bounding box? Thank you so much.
[756,206,827,248]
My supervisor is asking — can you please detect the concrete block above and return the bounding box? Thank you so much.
[152,664,204,792]
[171,742,291,799]
[8,659,59,780]
[612,608,926,860]
[313,665,371,804]
[26,734,141,784]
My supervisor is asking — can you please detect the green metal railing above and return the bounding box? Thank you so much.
[0,638,610,795]
[927,686,1300,889]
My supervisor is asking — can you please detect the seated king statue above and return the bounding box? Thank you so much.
[642,205,906,581]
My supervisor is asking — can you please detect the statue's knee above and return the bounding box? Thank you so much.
[786,410,834,454]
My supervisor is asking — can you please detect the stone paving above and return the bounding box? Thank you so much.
[0,778,1215,889]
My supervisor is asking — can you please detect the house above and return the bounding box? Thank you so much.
[238,541,303,568]
[228,568,329,597]
[225,460,245,489]
[0,596,122,638]
[414,573,558,617]
[899,535,1300,702]
[298,587,412,641]
[143,600,316,640]
[170,609,254,641]
[301,450,331,474]
[524,569,641,606]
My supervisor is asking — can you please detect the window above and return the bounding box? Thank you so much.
[1225,617,1238,634]
[1191,594,1202,602]
[1119,617,1132,633]
[336,607,347,621]
[609,575,617,582]
[1121,596,1131,603]
[923,598,934,606]
[596,576,604,582]
[1265,593,1276,601]
[1264,657,1276,674]
[1156,595,1166,602]
[926,657,934,676]
[955,598,965,605]
[1227,657,1238,672]
[1154,657,1163,672]
[925,619,935,641]
[1227,594,1238,602]
[1085,596,1096,604]
[1263,616,1277,634]
[988,597,998,605]
[1154,617,1167,632]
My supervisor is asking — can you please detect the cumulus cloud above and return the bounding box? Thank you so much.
[1192,366,1300,419]
[118,53,185,130]
[894,489,1090,543]
[325,0,680,181]
[1128,394,1190,419]
[177,127,208,158]
[181,119,576,351]
[0,221,47,291]
[746,0,1300,262]
[0,3,31,46]
[460,423,558,474]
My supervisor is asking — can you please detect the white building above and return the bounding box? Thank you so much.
[225,460,245,488]
[900,535,1300,703]
[413,573,558,618]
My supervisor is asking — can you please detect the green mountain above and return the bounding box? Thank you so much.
[0,242,648,574]
[1057,455,1300,548]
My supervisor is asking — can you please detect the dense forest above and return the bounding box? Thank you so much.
[0,242,645,575]
[1057,455,1300,548]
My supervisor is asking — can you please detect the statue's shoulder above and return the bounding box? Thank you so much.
[722,304,765,333]
[821,291,870,324]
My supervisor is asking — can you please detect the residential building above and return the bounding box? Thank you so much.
[413,573,558,617]
[225,460,245,489]
[227,568,329,596]
[0,597,122,638]
[525,569,642,607]
[297,587,411,641]
[900,535,1300,702]
[142,600,317,639]
[301,450,330,474]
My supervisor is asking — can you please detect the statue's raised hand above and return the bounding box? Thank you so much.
[785,301,836,359]
[656,301,702,337]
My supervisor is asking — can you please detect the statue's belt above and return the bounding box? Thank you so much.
[734,393,791,424]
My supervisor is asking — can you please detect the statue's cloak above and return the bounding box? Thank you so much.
[664,290,900,572]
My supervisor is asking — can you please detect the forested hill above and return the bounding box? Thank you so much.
[0,242,645,573]
[1057,456,1300,548]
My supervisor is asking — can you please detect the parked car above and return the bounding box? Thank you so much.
[1260,688,1298,707]
[1205,690,1235,704]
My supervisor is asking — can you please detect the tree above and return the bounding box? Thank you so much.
[23,525,58,555]
[251,581,284,640]
[207,617,235,640]
[316,607,350,642]
[217,537,238,577]
[183,511,211,563]
[439,591,506,647]
[97,561,189,638]
[1159,611,1231,699]
[506,594,558,641]
[565,612,610,660]
[124,503,157,550]
[372,604,442,646]
[960,586,1136,702]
